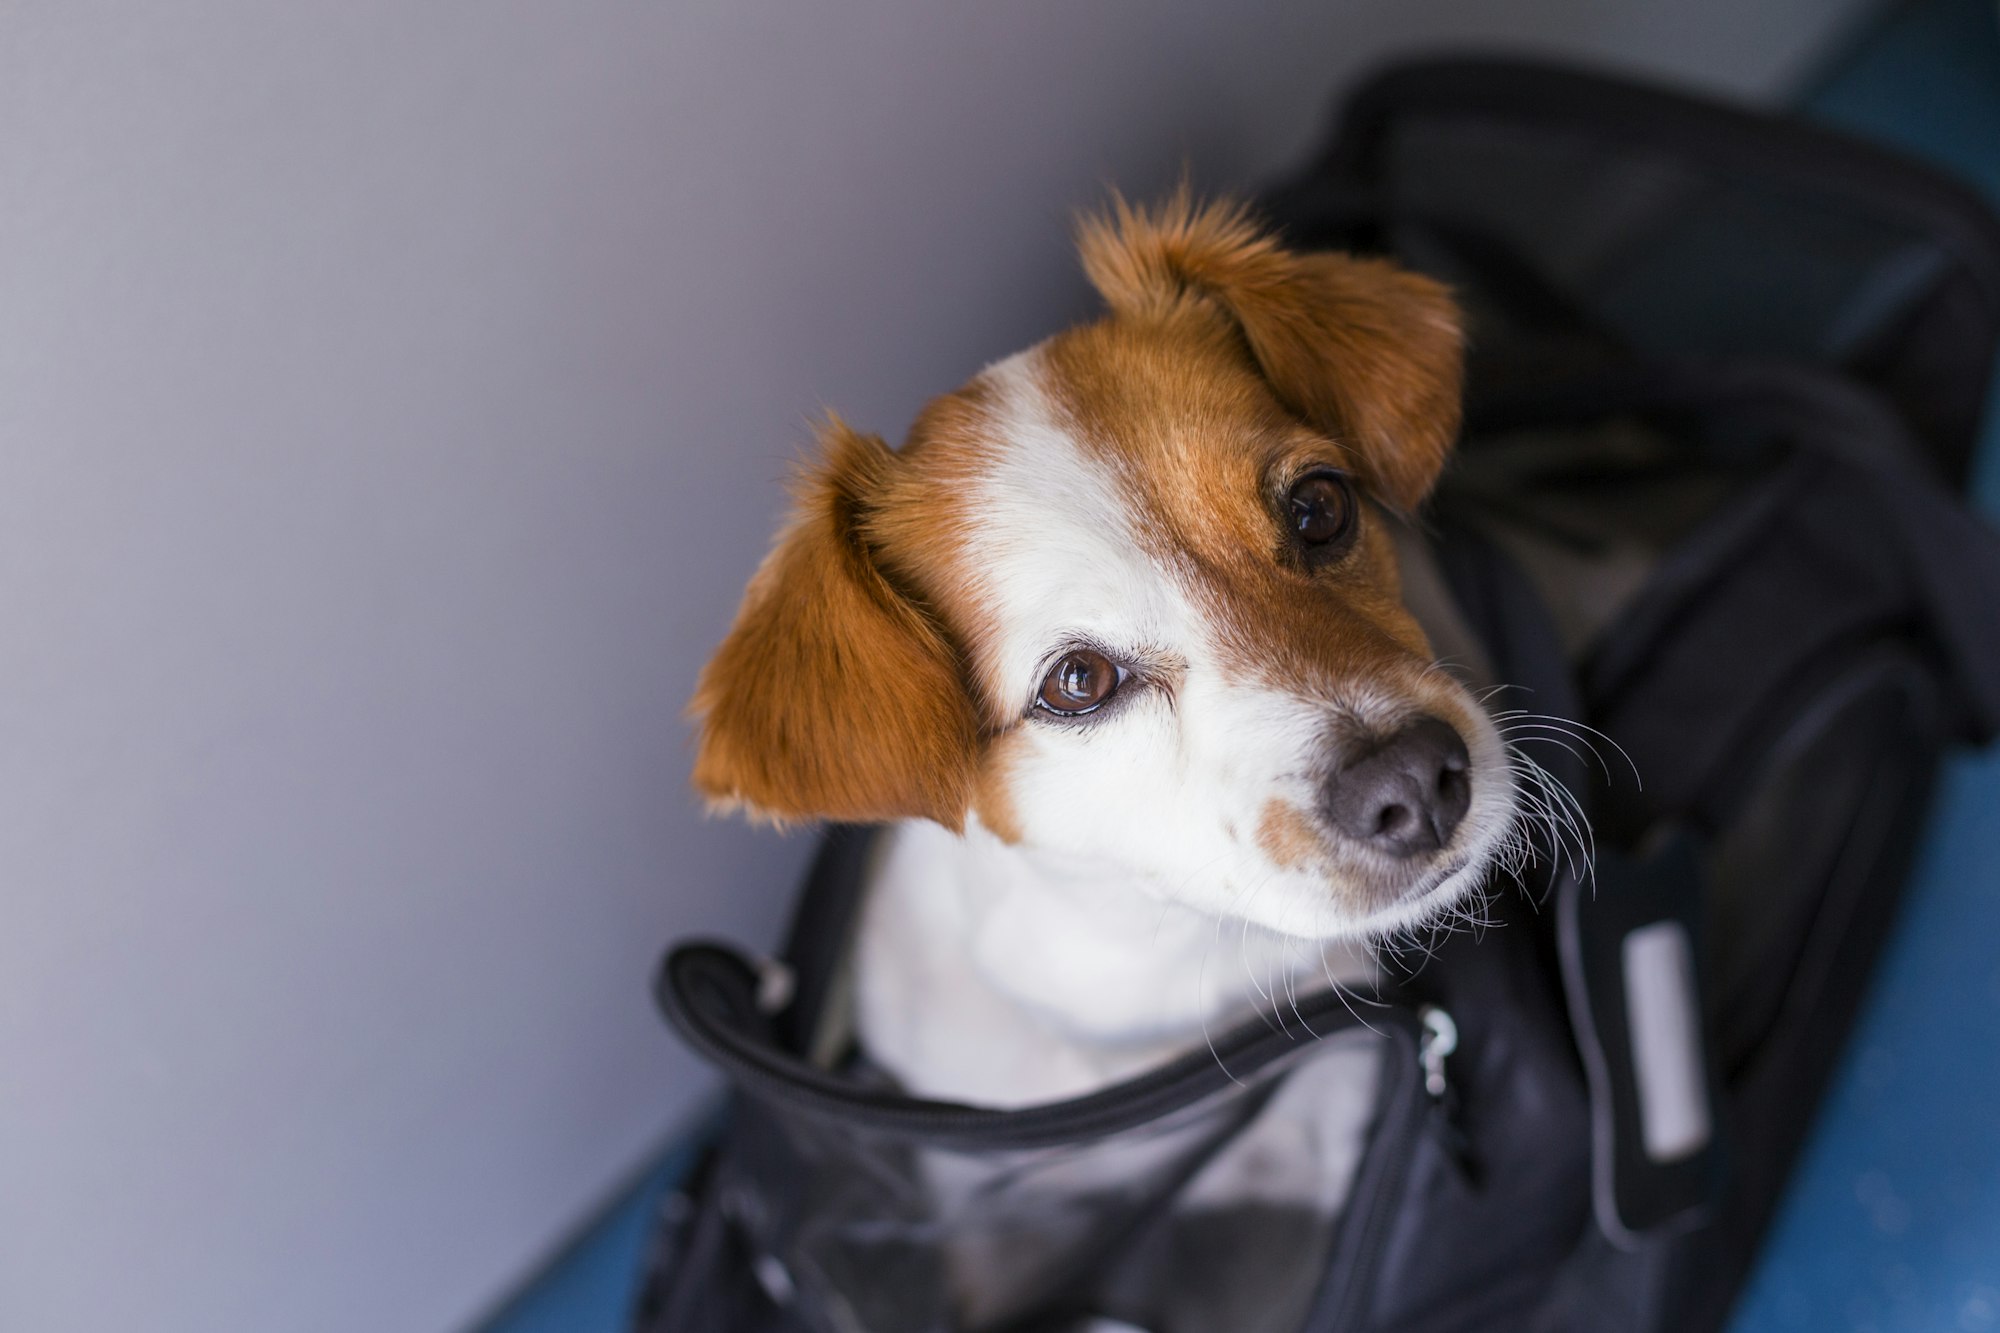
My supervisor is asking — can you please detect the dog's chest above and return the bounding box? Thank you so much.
[852,819,1375,1107]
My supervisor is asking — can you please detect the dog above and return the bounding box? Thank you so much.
[688,193,1519,1112]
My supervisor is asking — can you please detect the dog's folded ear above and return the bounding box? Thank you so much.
[1079,191,1464,511]
[689,420,979,830]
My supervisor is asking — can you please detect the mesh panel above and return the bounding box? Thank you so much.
[720,1034,1383,1333]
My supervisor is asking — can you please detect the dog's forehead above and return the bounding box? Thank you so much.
[884,308,1398,716]
[1038,312,1373,589]
[948,313,1306,557]
[880,325,1258,710]
[1037,306,1297,452]
[948,347,1184,681]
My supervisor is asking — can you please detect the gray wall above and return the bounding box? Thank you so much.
[0,2,1869,1331]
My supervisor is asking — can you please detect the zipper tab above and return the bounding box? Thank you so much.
[1418,1005,1458,1099]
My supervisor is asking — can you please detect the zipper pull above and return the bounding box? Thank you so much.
[1418,1005,1481,1186]
[1419,1005,1457,1098]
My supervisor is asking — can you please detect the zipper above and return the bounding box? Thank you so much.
[1305,1003,1482,1332]
[1302,1010,1428,1331]
[1419,1005,1481,1185]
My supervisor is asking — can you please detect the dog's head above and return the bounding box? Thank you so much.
[691,194,1514,939]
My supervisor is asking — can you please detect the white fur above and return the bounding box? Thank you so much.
[856,815,1376,1106]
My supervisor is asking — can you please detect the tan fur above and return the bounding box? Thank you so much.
[969,732,1027,844]
[1256,798,1323,871]
[1076,189,1463,511]
[863,384,1015,731]
[1039,299,1438,706]
[688,418,979,829]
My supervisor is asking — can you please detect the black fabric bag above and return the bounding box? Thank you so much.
[636,59,2000,1333]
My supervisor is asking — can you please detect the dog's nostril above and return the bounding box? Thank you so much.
[1325,716,1473,860]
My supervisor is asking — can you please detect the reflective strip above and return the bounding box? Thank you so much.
[1622,921,1712,1163]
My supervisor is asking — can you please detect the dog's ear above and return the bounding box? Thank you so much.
[690,420,979,830]
[1078,192,1463,510]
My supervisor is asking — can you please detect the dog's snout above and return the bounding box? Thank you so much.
[1325,716,1471,859]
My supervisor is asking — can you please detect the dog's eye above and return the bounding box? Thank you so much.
[1287,471,1357,558]
[1036,649,1123,716]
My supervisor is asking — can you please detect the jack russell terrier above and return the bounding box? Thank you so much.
[688,193,1522,1110]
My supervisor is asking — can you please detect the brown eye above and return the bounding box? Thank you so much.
[1287,471,1357,555]
[1036,649,1122,716]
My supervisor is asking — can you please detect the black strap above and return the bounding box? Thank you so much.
[656,938,1416,1152]
[770,823,878,1055]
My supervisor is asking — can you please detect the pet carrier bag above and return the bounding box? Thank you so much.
[636,58,2000,1333]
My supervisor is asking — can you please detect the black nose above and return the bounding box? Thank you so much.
[1325,716,1472,859]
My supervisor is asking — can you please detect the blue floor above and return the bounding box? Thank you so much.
[480,5,2000,1330]
[477,1142,695,1333]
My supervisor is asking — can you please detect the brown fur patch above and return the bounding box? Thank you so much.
[688,419,980,828]
[1077,189,1462,512]
[862,382,1018,730]
[1256,799,1325,871]
[1039,298,1436,700]
[970,731,1028,844]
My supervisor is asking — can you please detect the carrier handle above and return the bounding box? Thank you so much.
[656,939,1420,1152]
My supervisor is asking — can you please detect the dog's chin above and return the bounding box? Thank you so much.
[1346,855,1489,938]
[1262,803,1517,945]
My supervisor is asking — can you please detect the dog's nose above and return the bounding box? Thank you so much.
[1325,716,1472,858]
